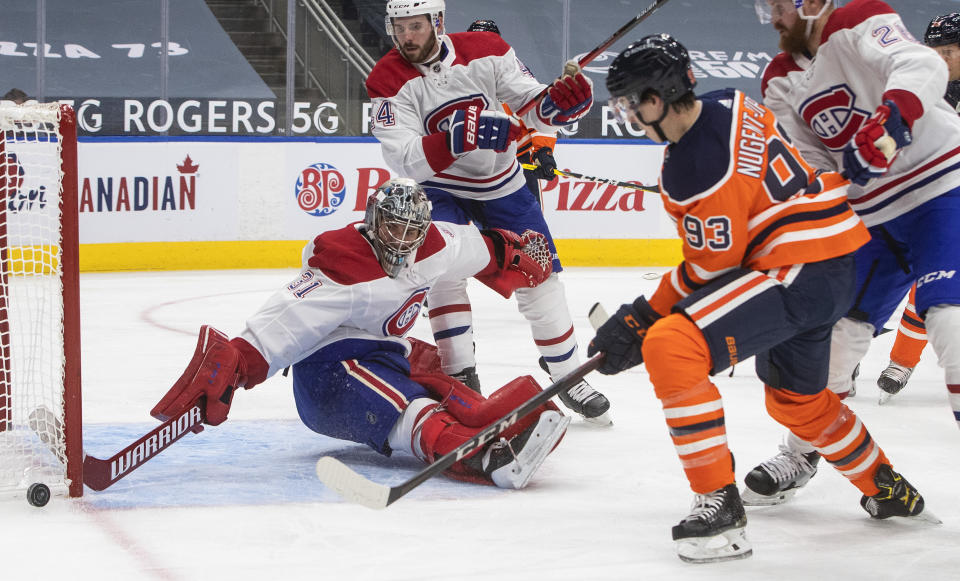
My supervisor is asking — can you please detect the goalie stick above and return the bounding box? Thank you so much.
[521,164,659,193]
[83,399,205,491]
[316,307,610,509]
[513,0,673,117]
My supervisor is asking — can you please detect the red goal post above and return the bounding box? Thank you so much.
[0,101,82,498]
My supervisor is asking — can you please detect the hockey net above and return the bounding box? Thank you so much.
[0,102,82,498]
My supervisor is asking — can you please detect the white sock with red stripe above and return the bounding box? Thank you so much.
[387,397,438,459]
[925,305,960,428]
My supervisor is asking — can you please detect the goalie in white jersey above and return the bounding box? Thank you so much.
[148,179,570,490]
[744,0,960,505]
[366,0,611,424]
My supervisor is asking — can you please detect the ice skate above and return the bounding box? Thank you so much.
[451,366,482,394]
[672,484,752,563]
[860,464,940,523]
[742,444,820,506]
[463,410,570,489]
[539,357,612,425]
[877,362,913,405]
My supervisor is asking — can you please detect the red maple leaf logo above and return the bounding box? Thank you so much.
[177,155,199,174]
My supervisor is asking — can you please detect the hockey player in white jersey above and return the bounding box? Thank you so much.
[875,12,960,402]
[745,0,960,505]
[149,179,570,490]
[366,0,611,425]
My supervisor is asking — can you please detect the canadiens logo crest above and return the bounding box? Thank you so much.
[798,85,871,151]
[383,288,429,337]
[423,94,488,134]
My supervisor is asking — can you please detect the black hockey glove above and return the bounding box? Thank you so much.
[530,147,558,181]
[586,296,662,375]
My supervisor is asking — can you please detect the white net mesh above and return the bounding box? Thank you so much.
[520,229,553,271]
[0,102,69,496]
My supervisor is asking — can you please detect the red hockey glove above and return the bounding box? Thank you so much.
[586,296,662,375]
[841,100,912,186]
[538,60,594,126]
[150,326,269,427]
[447,106,522,155]
[475,228,553,298]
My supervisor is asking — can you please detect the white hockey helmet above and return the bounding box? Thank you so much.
[385,0,445,47]
[364,178,432,278]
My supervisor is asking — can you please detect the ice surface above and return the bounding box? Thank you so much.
[3,267,958,580]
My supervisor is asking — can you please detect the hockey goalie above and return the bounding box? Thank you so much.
[149,178,569,490]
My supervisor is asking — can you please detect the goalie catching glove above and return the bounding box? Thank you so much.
[587,296,662,375]
[150,325,269,427]
[475,228,553,298]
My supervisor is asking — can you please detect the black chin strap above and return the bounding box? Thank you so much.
[637,103,671,142]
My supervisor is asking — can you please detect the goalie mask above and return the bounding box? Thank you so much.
[385,0,445,62]
[606,33,695,141]
[364,178,432,278]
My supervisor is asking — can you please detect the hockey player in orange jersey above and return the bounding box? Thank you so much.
[589,34,932,564]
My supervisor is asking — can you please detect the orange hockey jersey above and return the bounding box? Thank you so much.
[503,103,557,159]
[649,89,870,315]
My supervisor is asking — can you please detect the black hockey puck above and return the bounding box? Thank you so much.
[27,483,50,507]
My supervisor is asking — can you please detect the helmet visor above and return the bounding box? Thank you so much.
[608,95,638,124]
[755,0,800,24]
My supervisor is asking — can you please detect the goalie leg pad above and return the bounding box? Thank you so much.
[410,375,564,486]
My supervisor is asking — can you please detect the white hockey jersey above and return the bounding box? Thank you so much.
[237,221,491,378]
[762,0,960,227]
[366,32,560,200]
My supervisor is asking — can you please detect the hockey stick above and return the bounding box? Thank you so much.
[316,354,604,509]
[521,164,659,193]
[588,302,609,329]
[513,0,673,117]
[82,400,205,491]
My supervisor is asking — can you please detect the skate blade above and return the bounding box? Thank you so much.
[873,509,944,526]
[676,527,753,564]
[741,486,797,507]
[582,410,613,427]
[912,509,943,525]
[490,411,571,489]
